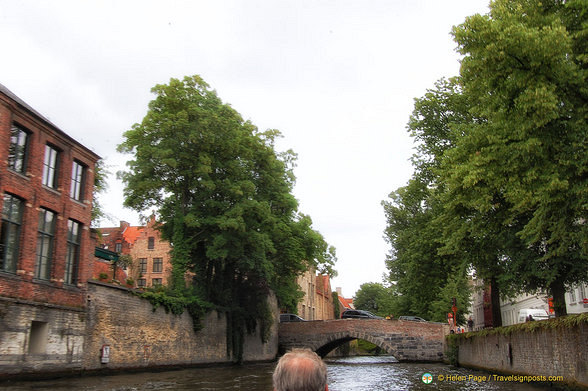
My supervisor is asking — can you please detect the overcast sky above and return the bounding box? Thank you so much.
[1,0,489,298]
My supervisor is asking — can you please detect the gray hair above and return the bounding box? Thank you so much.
[273,349,328,391]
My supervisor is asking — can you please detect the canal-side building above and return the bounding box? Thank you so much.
[98,216,173,288]
[295,268,335,320]
[0,83,100,374]
[469,277,588,328]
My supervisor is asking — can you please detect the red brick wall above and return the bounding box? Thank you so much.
[0,88,99,308]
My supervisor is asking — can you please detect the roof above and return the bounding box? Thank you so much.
[338,295,354,310]
[122,226,142,244]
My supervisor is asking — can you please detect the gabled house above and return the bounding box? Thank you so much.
[98,216,172,288]
[336,287,355,317]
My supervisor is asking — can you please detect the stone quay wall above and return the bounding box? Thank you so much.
[453,319,587,388]
[0,297,86,376]
[84,281,278,371]
[0,281,278,378]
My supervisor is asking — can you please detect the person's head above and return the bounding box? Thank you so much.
[273,349,328,391]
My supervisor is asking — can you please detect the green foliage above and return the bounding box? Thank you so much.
[91,159,109,226]
[384,0,587,324]
[332,291,340,319]
[356,340,383,355]
[118,75,336,361]
[447,0,588,315]
[137,287,212,333]
[353,282,398,317]
[449,313,588,341]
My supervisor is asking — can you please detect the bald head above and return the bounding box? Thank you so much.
[273,349,328,391]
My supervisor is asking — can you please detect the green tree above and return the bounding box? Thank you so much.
[91,159,109,226]
[118,75,336,361]
[448,0,588,316]
[354,282,386,314]
[383,78,474,323]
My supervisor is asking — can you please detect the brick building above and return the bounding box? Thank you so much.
[0,83,99,370]
[0,83,99,306]
[98,216,173,288]
[295,267,335,320]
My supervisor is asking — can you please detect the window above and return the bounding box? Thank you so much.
[152,278,162,286]
[147,236,155,250]
[137,278,146,288]
[570,288,577,304]
[115,242,122,253]
[579,284,586,302]
[70,161,85,201]
[35,208,56,280]
[1,194,24,273]
[42,145,59,189]
[64,220,81,285]
[153,258,163,273]
[139,258,147,273]
[8,124,29,174]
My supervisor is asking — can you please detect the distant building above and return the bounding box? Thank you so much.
[0,83,100,369]
[295,267,335,320]
[336,287,355,317]
[469,277,587,328]
[315,274,335,320]
[98,216,172,288]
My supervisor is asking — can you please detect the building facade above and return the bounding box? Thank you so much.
[295,267,335,320]
[0,83,99,372]
[98,216,173,288]
[469,277,588,328]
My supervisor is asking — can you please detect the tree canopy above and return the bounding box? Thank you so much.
[383,0,587,324]
[118,75,336,361]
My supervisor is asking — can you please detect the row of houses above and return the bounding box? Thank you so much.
[469,278,588,330]
[294,268,354,321]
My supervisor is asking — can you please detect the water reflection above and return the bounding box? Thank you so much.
[1,356,551,391]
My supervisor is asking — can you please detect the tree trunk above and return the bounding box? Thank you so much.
[550,278,568,317]
[490,276,502,327]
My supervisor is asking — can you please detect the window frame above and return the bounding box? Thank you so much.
[147,236,155,250]
[35,208,56,280]
[1,193,24,273]
[139,258,148,274]
[64,219,81,285]
[152,257,163,273]
[42,144,60,189]
[8,123,30,174]
[70,160,86,201]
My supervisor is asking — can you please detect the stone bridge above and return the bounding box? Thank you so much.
[279,319,449,361]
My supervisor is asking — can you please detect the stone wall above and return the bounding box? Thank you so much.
[279,319,448,361]
[0,297,86,377]
[84,281,278,371]
[454,320,587,388]
[0,282,278,378]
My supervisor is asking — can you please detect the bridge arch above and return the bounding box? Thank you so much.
[310,330,396,358]
[278,319,448,362]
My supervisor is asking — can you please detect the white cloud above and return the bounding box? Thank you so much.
[0,0,489,296]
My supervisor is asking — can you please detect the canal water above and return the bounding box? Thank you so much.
[2,356,553,390]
